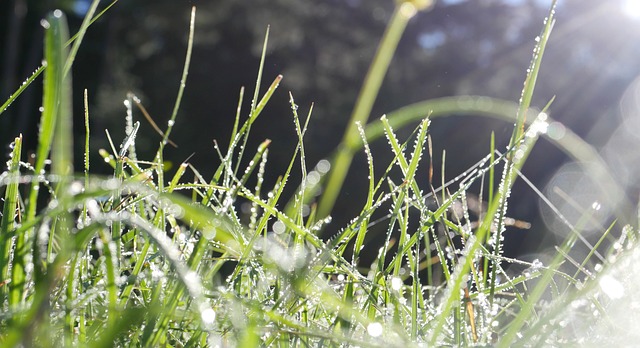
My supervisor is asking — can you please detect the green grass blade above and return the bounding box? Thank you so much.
[0,65,45,116]
[0,0,118,118]
[51,12,73,181]
[63,0,101,77]
[231,26,272,178]
[364,95,632,224]
[162,6,196,146]
[227,87,245,151]
[489,1,556,305]
[351,123,376,264]
[0,135,22,302]
[238,75,283,140]
[251,26,270,113]
[318,2,426,218]
[508,2,554,150]
[499,214,598,347]
[10,10,70,312]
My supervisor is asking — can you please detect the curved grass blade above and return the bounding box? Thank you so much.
[0,135,22,303]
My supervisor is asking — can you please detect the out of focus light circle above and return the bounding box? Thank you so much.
[619,76,640,137]
[603,75,640,191]
[540,162,611,238]
[602,126,640,190]
[622,0,640,19]
[546,121,566,140]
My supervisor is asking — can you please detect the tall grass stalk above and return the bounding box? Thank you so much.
[318,1,433,218]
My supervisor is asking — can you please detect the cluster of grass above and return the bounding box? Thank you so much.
[1,0,638,346]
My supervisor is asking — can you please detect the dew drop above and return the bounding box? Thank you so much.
[69,181,83,195]
[531,259,543,270]
[273,220,286,234]
[201,308,216,325]
[317,159,331,174]
[306,171,321,186]
[391,277,403,291]
[367,322,383,337]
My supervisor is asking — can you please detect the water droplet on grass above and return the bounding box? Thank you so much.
[531,259,543,270]
[201,307,216,326]
[367,322,383,337]
[202,226,217,240]
[317,159,331,173]
[69,181,83,195]
[391,276,403,291]
[306,171,321,186]
[273,220,285,234]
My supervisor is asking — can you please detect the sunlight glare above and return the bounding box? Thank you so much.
[622,0,640,19]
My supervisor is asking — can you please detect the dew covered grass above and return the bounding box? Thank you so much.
[1,0,639,347]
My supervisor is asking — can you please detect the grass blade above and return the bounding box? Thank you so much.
[162,6,196,147]
[0,135,22,302]
[0,0,118,118]
[318,2,428,218]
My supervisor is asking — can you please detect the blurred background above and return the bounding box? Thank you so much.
[2,0,640,264]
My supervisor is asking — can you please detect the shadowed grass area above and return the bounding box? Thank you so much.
[1,0,639,346]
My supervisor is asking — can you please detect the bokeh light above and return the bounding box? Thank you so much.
[540,162,611,238]
[574,243,640,345]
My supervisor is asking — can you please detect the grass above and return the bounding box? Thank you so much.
[1,0,639,346]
